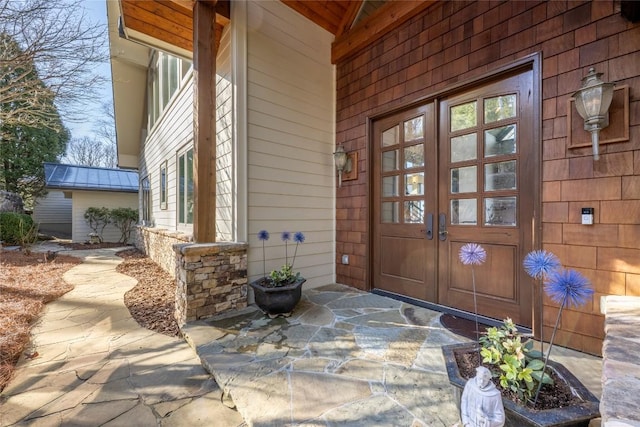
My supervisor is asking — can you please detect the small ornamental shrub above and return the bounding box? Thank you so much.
[479,318,552,402]
[0,212,35,245]
[109,207,138,244]
[84,207,110,242]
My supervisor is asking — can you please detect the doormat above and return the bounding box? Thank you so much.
[439,314,491,341]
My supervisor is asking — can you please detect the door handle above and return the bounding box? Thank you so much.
[439,213,448,241]
[426,213,433,240]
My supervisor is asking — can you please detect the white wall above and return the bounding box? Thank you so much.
[216,26,234,242]
[246,0,335,288]
[72,192,138,242]
[33,191,72,237]
[140,74,194,233]
[140,27,234,241]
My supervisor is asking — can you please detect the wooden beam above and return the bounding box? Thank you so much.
[192,0,217,243]
[331,0,436,64]
[335,0,363,38]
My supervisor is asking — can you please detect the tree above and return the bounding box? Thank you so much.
[0,47,69,207]
[0,0,107,131]
[64,136,116,168]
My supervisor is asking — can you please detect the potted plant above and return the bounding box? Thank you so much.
[443,247,600,426]
[249,230,306,316]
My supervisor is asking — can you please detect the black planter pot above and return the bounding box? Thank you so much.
[442,343,600,427]
[249,277,306,316]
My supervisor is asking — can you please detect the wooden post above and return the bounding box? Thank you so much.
[192,0,217,243]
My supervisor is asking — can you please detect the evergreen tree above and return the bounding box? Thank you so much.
[0,35,69,208]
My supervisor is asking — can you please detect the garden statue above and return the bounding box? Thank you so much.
[460,366,505,427]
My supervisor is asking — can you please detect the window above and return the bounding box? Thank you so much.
[148,52,192,129]
[141,176,151,224]
[160,161,167,210]
[178,147,194,225]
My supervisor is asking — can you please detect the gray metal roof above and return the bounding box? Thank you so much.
[44,163,138,193]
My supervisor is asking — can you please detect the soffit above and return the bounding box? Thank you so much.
[116,0,434,63]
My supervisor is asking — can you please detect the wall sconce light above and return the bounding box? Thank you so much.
[572,67,615,160]
[333,144,352,187]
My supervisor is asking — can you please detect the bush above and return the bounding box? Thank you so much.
[109,207,138,244]
[84,207,110,243]
[0,212,35,245]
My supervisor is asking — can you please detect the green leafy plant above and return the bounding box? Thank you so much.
[0,212,35,245]
[479,318,552,402]
[268,264,301,286]
[109,207,138,244]
[83,207,110,243]
[257,230,305,287]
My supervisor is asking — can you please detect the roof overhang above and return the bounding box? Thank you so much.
[107,0,150,169]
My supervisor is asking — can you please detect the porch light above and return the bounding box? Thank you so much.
[572,67,615,161]
[333,144,352,188]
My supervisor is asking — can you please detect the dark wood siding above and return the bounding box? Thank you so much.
[335,0,640,356]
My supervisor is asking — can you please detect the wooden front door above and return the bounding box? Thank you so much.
[372,69,536,326]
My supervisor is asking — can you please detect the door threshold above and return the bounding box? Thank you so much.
[371,288,533,335]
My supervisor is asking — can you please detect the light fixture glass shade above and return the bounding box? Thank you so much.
[333,145,348,171]
[573,68,615,126]
[572,68,615,160]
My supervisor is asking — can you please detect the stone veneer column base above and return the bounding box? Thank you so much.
[173,242,248,325]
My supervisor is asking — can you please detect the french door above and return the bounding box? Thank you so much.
[372,69,536,326]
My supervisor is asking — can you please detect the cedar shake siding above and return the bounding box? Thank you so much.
[335,0,639,355]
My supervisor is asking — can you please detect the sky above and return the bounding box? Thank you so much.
[64,0,114,141]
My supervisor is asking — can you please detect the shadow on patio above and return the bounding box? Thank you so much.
[182,284,602,426]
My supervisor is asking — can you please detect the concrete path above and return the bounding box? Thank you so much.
[0,247,244,427]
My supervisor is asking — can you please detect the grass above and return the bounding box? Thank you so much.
[0,250,81,391]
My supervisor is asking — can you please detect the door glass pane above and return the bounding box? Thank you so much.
[485,125,517,157]
[485,161,516,191]
[450,101,477,132]
[404,200,424,223]
[404,117,424,142]
[451,133,477,162]
[382,125,399,147]
[382,176,398,197]
[451,166,477,193]
[382,150,399,172]
[382,202,400,223]
[484,197,517,226]
[451,198,477,225]
[404,144,424,168]
[405,173,424,196]
[484,94,516,123]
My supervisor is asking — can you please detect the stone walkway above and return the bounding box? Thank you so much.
[1,246,603,426]
[183,284,604,427]
[0,247,244,426]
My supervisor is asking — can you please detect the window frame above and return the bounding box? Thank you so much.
[177,144,194,228]
[141,175,151,225]
[147,52,193,132]
[159,161,167,210]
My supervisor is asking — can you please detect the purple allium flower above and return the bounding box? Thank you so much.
[281,231,291,241]
[523,250,560,279]
[544,268,594,308]
[459,243,486,266]
[258,230,270,241]
[294,232,305,243]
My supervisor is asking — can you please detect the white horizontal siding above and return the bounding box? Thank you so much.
[71,191,138,243]
[33,191,71,224]
[216,25,233,242]
[246,0,335,288]
[141,73,194,234]
[141,28,233,241]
